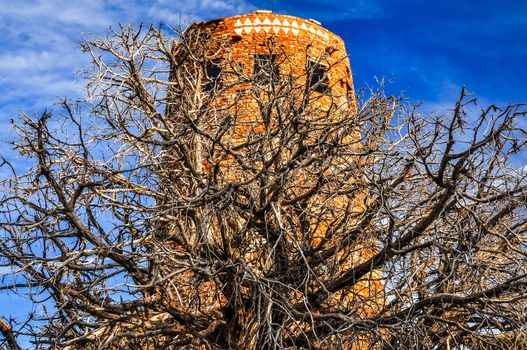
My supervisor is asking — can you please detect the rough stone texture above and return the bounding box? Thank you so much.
[166,11,383,348]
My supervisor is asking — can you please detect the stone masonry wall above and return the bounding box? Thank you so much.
[165,10,383,349]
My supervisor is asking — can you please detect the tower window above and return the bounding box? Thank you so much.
[204,61,222,92]
[308,61,330,94]
[253,54,280,85]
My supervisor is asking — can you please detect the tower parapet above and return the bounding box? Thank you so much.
[186,10,356,109]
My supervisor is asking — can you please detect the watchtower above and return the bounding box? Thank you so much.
[162,10,383,349]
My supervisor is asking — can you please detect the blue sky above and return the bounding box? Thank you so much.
[0,0,526,341]
[0,0,526,126]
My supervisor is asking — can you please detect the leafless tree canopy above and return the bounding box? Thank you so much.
[1,24,527,350]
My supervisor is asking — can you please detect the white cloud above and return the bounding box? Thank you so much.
[0,0,254,118]
[0,0,112,28]
[0,50,74,71]
[0,0,255,178]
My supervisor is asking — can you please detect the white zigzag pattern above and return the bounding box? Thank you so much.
[232,16,330,40]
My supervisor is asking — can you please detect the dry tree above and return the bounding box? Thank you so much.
[1,22,527,350]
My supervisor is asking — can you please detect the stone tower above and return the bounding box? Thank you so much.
[172,10,359,181]
[162,10,383,349]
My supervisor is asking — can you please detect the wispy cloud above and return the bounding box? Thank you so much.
[0,0,254,182]
[0,0,112,27]
[0,0,254,122]
[0,2,105,120]
[0,0,260,180]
